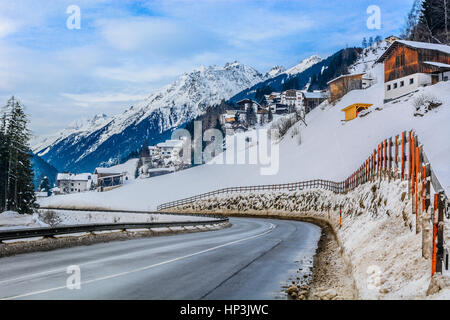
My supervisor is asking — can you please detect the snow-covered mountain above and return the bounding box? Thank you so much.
[33,62,267,172]
[284,55,323,75]
[265,65,286,78]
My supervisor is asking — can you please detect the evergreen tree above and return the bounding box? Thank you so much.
[268,108,273,122]
[245,105,257,126]
[362,37,368,48]
[259,112,265,126]
[368,36,374,47]
[409,0,450,44]
[2,97,36,214]
[0,111,7,211]
[39,176,51,195]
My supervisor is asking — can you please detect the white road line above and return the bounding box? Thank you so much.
[2,223,276,300]
[0,222,256,285]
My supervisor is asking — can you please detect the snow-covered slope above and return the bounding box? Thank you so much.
[32,62,267,172]
[285,55,323,75]
[40,42,450,211]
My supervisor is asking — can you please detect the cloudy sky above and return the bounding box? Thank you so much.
[0,0,414,136]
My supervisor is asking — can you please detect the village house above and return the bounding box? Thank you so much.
[327,73,364,103]
[302,91,328,112]
[56,173,96,194]
[281,89,303,111]
[157,139,185,158]
[236,99,260,113]
[220,110,238,127]
[376,40,450,102]
[94,167,126,191]
[385,35,400,45]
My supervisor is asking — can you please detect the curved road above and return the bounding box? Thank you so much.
[0,218,321,300]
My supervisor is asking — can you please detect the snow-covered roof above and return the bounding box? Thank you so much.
[327,73,365,85]
[302,92,328,99]
[94,167,123,174]
[57,173,92,181]
[423,61,450,69]
[376,40,450,63]
[157,140,184,148]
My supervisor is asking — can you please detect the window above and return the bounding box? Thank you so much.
[395,54,405,68]
[387,85,391,91]
[400,81,404,87]
[410,78,414,85]
[393,83,398,89]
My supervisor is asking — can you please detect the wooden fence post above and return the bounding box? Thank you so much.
[422,163,431,259]
[436,191,445,274]
[401,132,405,180]
[432,193,438,276]
[388,137,392,178]
[415,145,421,234]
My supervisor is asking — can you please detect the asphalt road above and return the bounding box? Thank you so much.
[0,218,321,300]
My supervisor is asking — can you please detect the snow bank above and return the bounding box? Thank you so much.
[169,178,449,300]
[0,210,210,230]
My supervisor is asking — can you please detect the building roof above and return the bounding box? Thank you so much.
[94,167,124,175]
[341,103,373,112]
[57,173,92,181]
[376,40,450,63]
[157,140,184,148]
[327,73,365,85]
[423,61,450,70]
[303,91,327,99]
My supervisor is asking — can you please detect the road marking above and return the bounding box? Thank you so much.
[0,222,247,285]
[2,223,275,300]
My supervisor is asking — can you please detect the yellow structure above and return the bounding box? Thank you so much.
[341,103,373,121]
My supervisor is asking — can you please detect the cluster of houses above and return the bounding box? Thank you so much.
[220,89,328,132]
[137,138,188,178]
[327,37,450,121]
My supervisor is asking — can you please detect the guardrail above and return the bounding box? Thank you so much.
[157,180,345,211]
[157,130,448,274]
[0,218,229,242]
[37,207,226,220]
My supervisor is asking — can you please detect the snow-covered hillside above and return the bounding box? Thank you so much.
[32,62,268,172]
[39,42,450,212]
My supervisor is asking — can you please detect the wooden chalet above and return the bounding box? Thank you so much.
[376,40,450,101]
[327,73,364,103]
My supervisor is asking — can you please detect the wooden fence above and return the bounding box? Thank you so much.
[157,130,448,274]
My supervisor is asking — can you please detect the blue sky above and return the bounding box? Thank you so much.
[0,0,414,136]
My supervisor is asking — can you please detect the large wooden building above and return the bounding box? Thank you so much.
[327,73,364,103]
[376,40,450,101]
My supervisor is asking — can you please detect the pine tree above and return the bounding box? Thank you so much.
[39,176,51,194]
[268,108,273,122]
[0,111,8,211]
[409,0,450,44]
[2,97,36,214]
[362,37,368,48]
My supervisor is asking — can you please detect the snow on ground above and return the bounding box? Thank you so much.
[39,79,450,212]
[0,210,209,230]
[169,178,449,300]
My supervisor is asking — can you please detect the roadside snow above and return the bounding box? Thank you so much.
[170,178,449,300]
[0,210,210,230]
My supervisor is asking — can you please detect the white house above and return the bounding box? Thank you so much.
[56,173,96,194]
[157,139,185,159]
